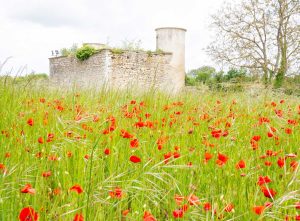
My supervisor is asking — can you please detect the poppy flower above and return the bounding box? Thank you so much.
[257,176,271,186]
[130,139,139,148]
[285,128,292,135]
[122,209,130,216]
[203,202,211,211]
[252,205,265,215]
[70,184,83,194]
[164,152,172,164]
[224,203,234,212]
[143,211,157,221]
[174,194,184,205]
[73,213,84,221]
[42,171,51,178]
[27,118,34,126]
[104,148,110,155]
[19,207,39,221]
[264,161,272,166]
[216,153,229,166]
[130,155,141,163]
[290,161,298,170]
[187,194,200,205]
[21,184,35,194]
[251,135,261,142]
[211,129,222,138]
[38,137,44,144]
[277,157,285,168]
[264,202,273,208]
[172,209,184,218]
[121,129,134,138]
[0,164,6,174]
[204,152,213,162]
[236,160,246,169]
[109,187,123,199]
[173,152,180,159]
[295,202,300,209]
[261,186,276,198]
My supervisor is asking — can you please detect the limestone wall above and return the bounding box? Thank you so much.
[49,50,110,88]
[109,50,173,90]
[49,49,181,91]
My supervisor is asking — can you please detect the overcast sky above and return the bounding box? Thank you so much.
[0,0,228,75]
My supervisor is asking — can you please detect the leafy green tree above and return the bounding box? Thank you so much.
[188,66,216,84]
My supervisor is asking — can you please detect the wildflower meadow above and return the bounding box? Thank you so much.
[0,85,299,221]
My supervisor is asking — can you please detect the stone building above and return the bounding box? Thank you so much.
[49,27,186,92]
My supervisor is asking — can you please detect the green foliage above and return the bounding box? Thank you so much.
[188,66,216,84]
[110,48,125,54]
[60,44,78,57]
[76,45,96,61]
[185,75,196,86]
[223,68,247,81]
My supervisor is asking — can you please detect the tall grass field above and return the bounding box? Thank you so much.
[0,84,299,220]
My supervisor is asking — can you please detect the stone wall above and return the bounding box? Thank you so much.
[49,50,110,88]
[49,49,180,91]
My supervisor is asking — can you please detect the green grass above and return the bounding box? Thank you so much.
[0,83,299,220]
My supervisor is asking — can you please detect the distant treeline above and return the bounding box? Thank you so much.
[185,66,300,95]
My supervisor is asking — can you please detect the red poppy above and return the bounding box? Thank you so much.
[104,148,110,155]
[264,161,272,166]
[277,157,285,168]
[252,205,265,215]
[70,184,83,194]
[295,202,300,209]
[257,176,271,186]
[251,135,261,142]
[264,202,273,208]
[27,118,34,126]
[42,171,51,178]
[19,207,39,221]
[130,139,139,148]
[109,187,123,199]
[173,152,180,159]
[261,186,276,198]
[130,155,141,163]
[73,213,84,221]
[172,209,184,218]
[143,211,157,221]
[122,209,130,216]
[285,128,292,135]
[204,152,213,162]
[187,194,200,205]
[121,129,134,138]
[236,160,246,169]
[211,129,222,138]
[174,194,184,205]
[21,184,35,194]
[38,137,44,144]
[224,203,234,212]
[203,202,211,211]
[216,153,229,166]
[290,161,298,170]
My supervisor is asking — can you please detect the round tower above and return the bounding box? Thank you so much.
[155,27,186,90]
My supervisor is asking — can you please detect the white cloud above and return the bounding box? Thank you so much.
[0,0,228,75]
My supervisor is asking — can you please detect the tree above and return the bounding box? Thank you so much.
[188,66,216,84]
[208,0,300,87]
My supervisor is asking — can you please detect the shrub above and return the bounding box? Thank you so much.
[60,44,78,57]
[76,45,96,61]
